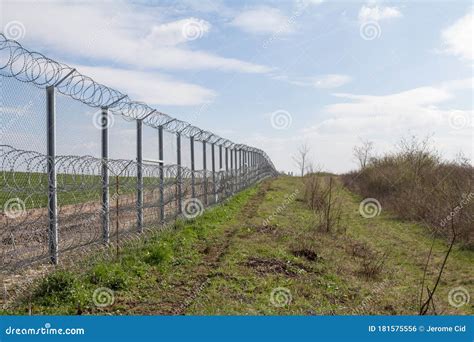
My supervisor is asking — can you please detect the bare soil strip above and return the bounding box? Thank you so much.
[118,181,271,315]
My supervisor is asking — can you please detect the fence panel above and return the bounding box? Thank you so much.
[0,75,49,268]
[0,34,276,272]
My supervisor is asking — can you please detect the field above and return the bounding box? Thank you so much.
[0,170,177,210]
[3,176,472,315]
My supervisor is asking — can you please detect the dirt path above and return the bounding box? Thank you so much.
[183,177,473,315]
[118,180,272,315]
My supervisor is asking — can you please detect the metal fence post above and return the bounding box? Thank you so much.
[158,126,164,223]
[177,132,182,214]
[230,149,234,193]
[225,147,228,171]
[239,149,245,189]
[136,119,143,233]
[190,136,195,198]
[242,149,245,187]
[211,143,216,202]
[243,149,246,189]
[100,106,110,246]
[219,145,223,170]
[46,85,58,264]
[202,140,207,205]
[235,149,238,171]
[234,148,238,191]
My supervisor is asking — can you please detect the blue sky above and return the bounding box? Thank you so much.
[1,0,472,173]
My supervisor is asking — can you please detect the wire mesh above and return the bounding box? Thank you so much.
[0,34,277,272]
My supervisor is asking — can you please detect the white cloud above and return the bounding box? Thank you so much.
[274,74,352,89]
[304,79,473,138]
[178,0,230,14]
[309,82,471,133]
[1,1,271,74]
[74,65,216,106]
[312,74,352,88]
[146,18,211,46]
[295,0,324,8]
[441,11,474,61]
[278,79,473,173]
[230,7,294,34]
[358,4,402,22]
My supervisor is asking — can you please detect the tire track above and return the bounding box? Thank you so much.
[125,180,272,315]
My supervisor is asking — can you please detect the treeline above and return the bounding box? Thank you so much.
[342,137,473,249]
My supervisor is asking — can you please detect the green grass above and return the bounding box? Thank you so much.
[0,170,175,209]
[2,176,472,315]
[2,184,257,315]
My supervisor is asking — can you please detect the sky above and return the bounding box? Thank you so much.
[0,0,473,173]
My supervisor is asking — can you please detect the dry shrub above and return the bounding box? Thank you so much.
[353,243,387,279]
[303,168,325,211]
[318,177,343,233]
[343,136,474,248]
[350,240,372,258]
[348,240,386,279]
[359,251,387,279]
[304,172,343,233]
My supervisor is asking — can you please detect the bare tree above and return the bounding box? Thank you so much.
[293,143,310,177]
[353,139,374,170]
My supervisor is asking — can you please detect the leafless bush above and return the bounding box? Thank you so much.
[350,240,372,258]
[343,136,474,248]
[356,247,387,280]
[303,165,325,211]
[306,176,343,233]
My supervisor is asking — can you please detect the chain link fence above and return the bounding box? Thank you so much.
[0,34,277,272]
